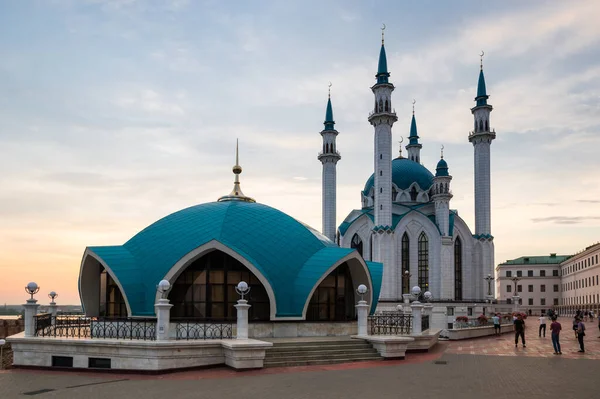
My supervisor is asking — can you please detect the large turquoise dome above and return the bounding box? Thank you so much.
[82,200,382,317]
[363,157,434,195]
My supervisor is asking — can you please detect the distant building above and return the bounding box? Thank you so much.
[559,243,600,316]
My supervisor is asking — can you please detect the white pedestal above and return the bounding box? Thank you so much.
[23,299,39,338]
[154,298,173,341]
[49,302,58,326]
[411,302,424,335]
[402,294,411,304]
[423,304,433,316]
[235,299,251,340]
[512,296,520,312]
[356,300,369,336]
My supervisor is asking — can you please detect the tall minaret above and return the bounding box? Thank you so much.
[318,84,341,241]
[468,52,496,299]
[405,101,422,163]
[469,52,495,237]
[368,26,398,301]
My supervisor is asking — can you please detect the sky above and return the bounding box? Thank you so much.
[1,0,599,305]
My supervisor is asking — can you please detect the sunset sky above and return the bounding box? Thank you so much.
[1,0,600,305]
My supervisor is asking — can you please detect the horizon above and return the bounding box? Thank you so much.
[1,0,599,305]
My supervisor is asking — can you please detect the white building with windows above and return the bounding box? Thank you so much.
[325,35,496,306]
[559,243,600,317]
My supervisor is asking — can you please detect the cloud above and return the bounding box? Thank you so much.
[114,89,185,115]
[531,216,600,224]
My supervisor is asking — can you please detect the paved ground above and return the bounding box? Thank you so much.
[1,318,598,399]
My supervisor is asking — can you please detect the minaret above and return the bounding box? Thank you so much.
[218,140,256,203]
[468,52,495,237]
[432,147,452,236]
[405,100,422,163]
[318,84,341,241]
[368,26,398,301]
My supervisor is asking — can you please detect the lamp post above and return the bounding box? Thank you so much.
[410,286,424,335]
[511,276,521,312]
[356,284,369,336]
[484,274,495,315]
[155,280,173,341]
[24,282,40,337]
[234,281,251,340]
[402,270,413,306]
[48,291,58,325]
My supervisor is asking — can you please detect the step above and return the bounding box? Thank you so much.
[264,357,383,368]
[265,339,362,346]
[266,348,378,358]
[266,343,373,353]
[265,352,380,362]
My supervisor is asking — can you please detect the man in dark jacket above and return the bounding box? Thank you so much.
[515,314,526,348]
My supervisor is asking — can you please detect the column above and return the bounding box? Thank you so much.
[235,299,251,340]
[154,298,173,341]
[49,301,58,326]
[23,299,39,338]
[356,300,369,336]
[411,302,424,335]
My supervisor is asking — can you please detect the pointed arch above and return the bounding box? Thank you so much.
[351,233,363,257]
[479,120,483,132]
[410,186,418,201]
[454,236,463,300]
[418,232,429,290]
[378,99,383,112]
[401,232,410,294]
[384,99,389,112]
[485,120,489,131]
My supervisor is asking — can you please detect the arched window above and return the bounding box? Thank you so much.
[402,233,410,294]
[384,99,389,112]
[378,99,383,112]
[326,143,329,153]
[485,120,489,131]
[169,250,270,321]
[392,187,398,201]
[99,268,127,317]
[474,120,477,132]
[454,237,463,300]
[410,186,418,201]
[351,234,363,257]
[307,263,355,321]
[479,120,483,132]
[418,232,429,291]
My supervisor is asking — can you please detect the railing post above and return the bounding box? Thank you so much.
[411,302,424,335]
[49,300,58,326]
[356,300,369,336]
[235,299,251,340]
[24,298,39,337]
[155,298,173,341]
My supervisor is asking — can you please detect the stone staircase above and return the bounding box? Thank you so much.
[263,338,382,368]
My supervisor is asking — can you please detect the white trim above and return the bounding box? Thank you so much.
[157,240,278,320]
[79,248,133,317]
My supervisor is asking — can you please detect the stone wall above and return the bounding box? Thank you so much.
[0,319,24,339]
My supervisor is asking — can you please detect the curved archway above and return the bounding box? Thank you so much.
[418,232,429,291]
[351,233,363,257]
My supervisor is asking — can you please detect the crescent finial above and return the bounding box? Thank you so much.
[328,81,332,98]
[441,144,444,159]
[412,99,416,115]
[480,51,484,69]
[398,136,404,158]
[381,23,386,44]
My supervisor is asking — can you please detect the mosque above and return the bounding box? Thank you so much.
[320,36,496,306]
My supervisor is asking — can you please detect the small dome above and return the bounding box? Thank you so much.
[363,157,434,195]
[436,158,449,177]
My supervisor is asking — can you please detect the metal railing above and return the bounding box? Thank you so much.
[368,312,412,335]
[34,315,156,340]
[422,315,430,332]
[174,320,233,340]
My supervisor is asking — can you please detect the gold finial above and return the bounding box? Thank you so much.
[412,99,416,115]
[398,136,404,158]
[328,81,332,98]
[381,23,386,44]
[218,139,255,203]
[480,50,484,70]
[441,144,444,159]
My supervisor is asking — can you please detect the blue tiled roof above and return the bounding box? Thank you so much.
[408,114,419,145]
[86,201,381,317]
[376,44,390,84]
[475,69,489,106]
[324,97,335,131]
[435,158,449,177]
[363,158,434,194]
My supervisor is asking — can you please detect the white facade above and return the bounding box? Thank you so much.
[559,243,600,316]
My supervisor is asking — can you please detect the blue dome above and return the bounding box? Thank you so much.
[84,201,382,317]
[363,157,434,195]
[436,158,449,177]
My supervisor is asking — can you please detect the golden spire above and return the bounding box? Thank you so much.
[381,23,386,44]
[218,139,256,203]
[398,136,404,158]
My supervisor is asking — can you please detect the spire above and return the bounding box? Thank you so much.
[475,51,489,107]
[324,83,335,131]
[397,137,404,159]
[218,139,256,203]
[409,99,419,145]
[436,146,449,177]
[376,24,390,84]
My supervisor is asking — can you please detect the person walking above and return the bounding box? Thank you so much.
[550,316,562,355]
[577,318,586,353]
[492,313,501,336]
[573,317,579,339]
[539,315,547,337]
[514,314,526,348]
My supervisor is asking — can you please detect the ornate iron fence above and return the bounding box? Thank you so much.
[34,315,156,340]
[368,312,412,335]
[422,315,430,331]
[174,320,234,340]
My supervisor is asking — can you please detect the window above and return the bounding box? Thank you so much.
[507,285,512,293]
[540,285,545,293]
[507,298,512,304]
[447,307,454,316]
[410,186,418,201]
[100,269,127,317]
[528,298,533,306]
[379,170,382,176]
[401,233,410,294]
[541,298,546,306]
[553,270,559,277]
[554,298,559,306]
[517,285,522,292]
[527,270,533,277]
[418,232,429,290]
[454,237,463,300]
[528,285,533,292]
[307,263,355,321]
[517,271,522,277]
[540,270,546,277]
[89,358,111,369]
[467,307,473,316]
[351,234,363,257]
[506,270,512,277]
[553,284,559,292]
